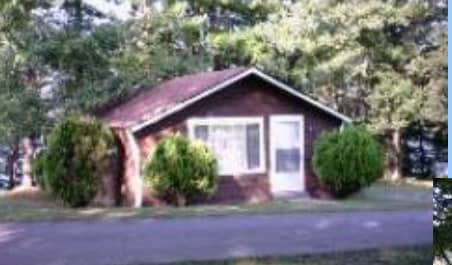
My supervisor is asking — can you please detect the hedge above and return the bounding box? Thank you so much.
[312,126,384,198]
[43,116,118,207]
[144,135,218,206]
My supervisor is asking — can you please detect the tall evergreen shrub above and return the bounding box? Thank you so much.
[312,126,384,197]
[43,116,118,207]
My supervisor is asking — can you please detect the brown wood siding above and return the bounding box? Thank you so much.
[135,75,342,203]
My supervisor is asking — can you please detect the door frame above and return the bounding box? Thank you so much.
[269,115,305,195]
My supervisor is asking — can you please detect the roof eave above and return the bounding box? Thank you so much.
[249,68,353,123]
[130,67,352,133]
[130,68,256,132]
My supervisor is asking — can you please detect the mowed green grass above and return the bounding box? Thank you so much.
[0,179,431,222]
[130,245,433,265]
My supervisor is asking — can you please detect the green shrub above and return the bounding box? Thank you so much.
[144,135,218,206]
[43,116,118,207]
[312,126,384,198]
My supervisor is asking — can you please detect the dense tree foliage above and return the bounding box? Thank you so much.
[0,0,49,187]
[211,0,447,179]
[434,179,452,264]
[0,0,447,186]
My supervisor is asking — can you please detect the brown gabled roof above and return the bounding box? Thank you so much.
[101,66,351,131]
[101,67,248,128]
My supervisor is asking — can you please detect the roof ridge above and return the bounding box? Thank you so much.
[100,66,351,130]
[94,66,249,117]
[98,66,250,126]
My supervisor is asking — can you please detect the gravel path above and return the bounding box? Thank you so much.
[0,210,432,265]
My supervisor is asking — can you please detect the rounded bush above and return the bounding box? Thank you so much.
[43,116,118,207]
[144,135,218,206]
[312,126,384,198]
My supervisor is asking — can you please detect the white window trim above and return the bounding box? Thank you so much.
[187,116,266,175]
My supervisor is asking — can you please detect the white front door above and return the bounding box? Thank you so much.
[269,115,305,195]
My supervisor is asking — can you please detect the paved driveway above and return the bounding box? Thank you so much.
[0,210,432,265]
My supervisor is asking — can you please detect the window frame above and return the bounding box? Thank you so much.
[187,116,266,175]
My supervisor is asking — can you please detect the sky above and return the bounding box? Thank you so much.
[82,0,165,20]
[83,0,136,20]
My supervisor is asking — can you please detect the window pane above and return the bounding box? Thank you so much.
[275,121,299,148]
[210,124,246,173]
[190,119,262,174]
[246,124,260,169]
[194,125,208,141]
[276,149,300,173]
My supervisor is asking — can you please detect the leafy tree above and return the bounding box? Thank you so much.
[0,0,447,186]
[211,0,446,180]
[402,122,447,177]
[34,24,126,112]
[0,0,49,187]
[367,71,422,180]
[31,1,213,113]
[404,24,448,177]
[0,52,46,187]
[163,0,282,30]
[121,3,212,80]
[149,0,282,69]
[434,179,452,264]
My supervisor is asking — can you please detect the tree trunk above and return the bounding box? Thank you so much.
[392,128,402,181]
[21,136,34,187]
[6,142,19,190]
[175,193,187,207]
[385,128,402,181]
[419,129,427,177]
[113,127,143,207]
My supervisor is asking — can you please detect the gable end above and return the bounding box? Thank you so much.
[131,68,351,132]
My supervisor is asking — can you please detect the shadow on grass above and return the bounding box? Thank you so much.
[161,245,433,265]
[0,184,432,222]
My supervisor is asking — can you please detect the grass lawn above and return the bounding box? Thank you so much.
[132,245,432,265]
[0,179,431,222]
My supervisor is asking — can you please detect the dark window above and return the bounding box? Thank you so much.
[276,149,300,173]
[194,125,209,142]
[246,124,260,169]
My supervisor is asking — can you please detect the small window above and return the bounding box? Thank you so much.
[275,149,300,173]
[194,125,208,141]
[188,117,265,175]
